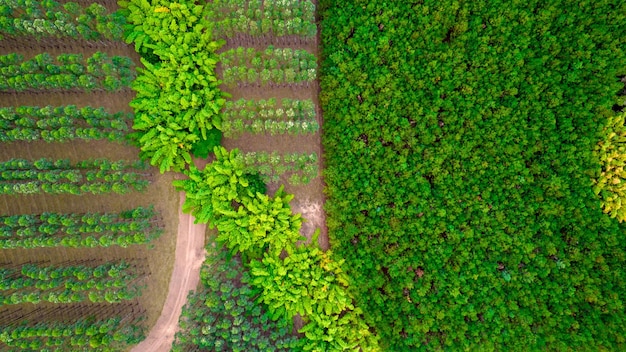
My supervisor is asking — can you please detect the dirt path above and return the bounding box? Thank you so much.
[131,192,205,352]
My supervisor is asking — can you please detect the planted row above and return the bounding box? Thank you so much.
[0,158,150,195]
[0,105,130,143]
[223,118,318,138]
[0,261,144,305]
[239,151,318,185]
[208,0,316,40]
[0,207,161,249]
[0,0,125,41]
[0,316,144,350]
[0,52,134,91]
[220,46,317,87]
[224,98,316,120]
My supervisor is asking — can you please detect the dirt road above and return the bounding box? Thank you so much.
[132,192,206,352]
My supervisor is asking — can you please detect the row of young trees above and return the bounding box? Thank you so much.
[0,105,130,143]
[0,314,145,350]
[239,151,318,185]
[0,206,163,249]
[223,118,319,138]
[0,52,134,91]
[220,46,317,87]
[207,0,316,41]
[224,98,316,120]
[0,261,145,305]
[119,0,227,172]
[0,158,150,195]
[222,98,318,137]
[0,0,125,41]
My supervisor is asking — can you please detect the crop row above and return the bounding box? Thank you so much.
[0,0,125,41]
[208,0,316,39]
[0,261,144,305]
[239,151,319,185]
[222,99,318,138]
[220,46,316,87]
[0,207,162,249]
[0,105,129,143]
[0,52,134,91]
[0,316,144,350]
[0,158,150,195]
[224,98,315,120]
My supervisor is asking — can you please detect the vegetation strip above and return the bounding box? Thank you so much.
[0,105,131,143]
[0,206,162,249]
[0,52,135,92]
[0,0,125,41]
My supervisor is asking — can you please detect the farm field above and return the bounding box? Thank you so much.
[0,1,179,350]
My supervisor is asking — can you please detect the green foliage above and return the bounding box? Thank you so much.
[0,105,130,143]
[240,151,319,185]
[174,146,301,257]
[222,98,319,138]
[0,206,162,249]
[0,158,150,196]
[208,0,317,39]
[190,128,222,159]
[0,0,125,40]
[177,146,379,350]
[220,46,317,87]
[593,111,626,222]
[172,243,301,352]
[120,0,228,173]
[173,147,256,224]
[0,52,134,91]
[247,243,377,350]
[320,0,626,350]
[0,316,144,351]
[0,261,144,305]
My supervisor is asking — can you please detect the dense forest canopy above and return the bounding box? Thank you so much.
[319,0,626,350]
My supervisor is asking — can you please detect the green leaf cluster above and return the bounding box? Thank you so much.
[247,243,379,351]
[320,0,626,350]
[175,147,298,257]
[119,0,228,172]
[593,111,626,221]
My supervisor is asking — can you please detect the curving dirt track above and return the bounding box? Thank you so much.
[132,192,206,352]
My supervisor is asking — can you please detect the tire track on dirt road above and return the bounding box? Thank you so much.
[132,192,205,352]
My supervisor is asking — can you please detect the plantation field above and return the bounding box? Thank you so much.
[0,11,180,349]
